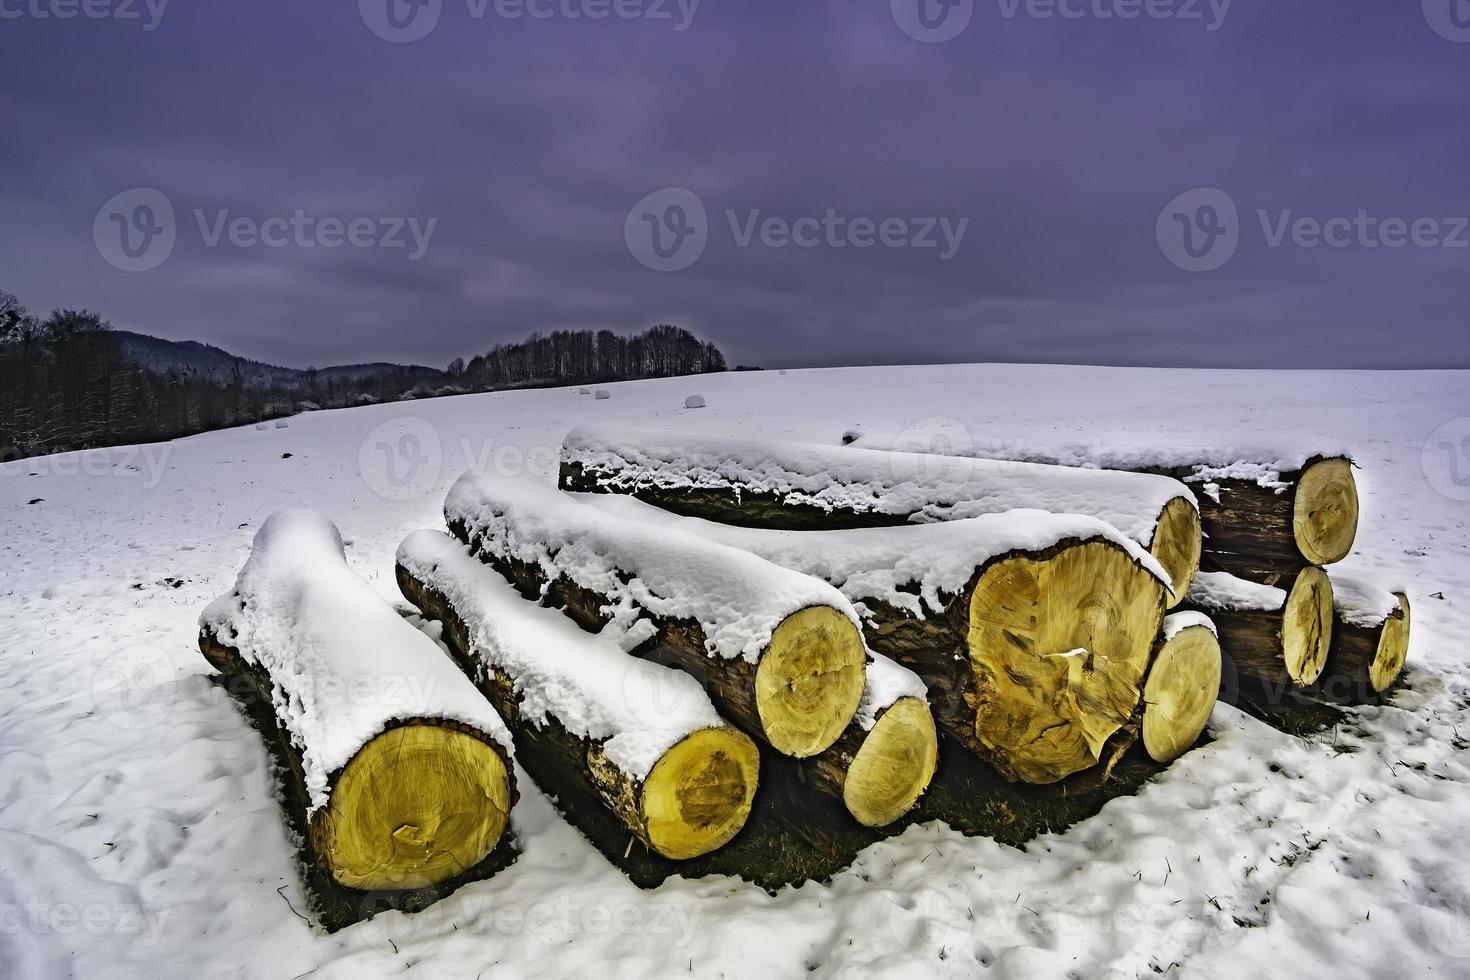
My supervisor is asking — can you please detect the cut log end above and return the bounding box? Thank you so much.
[312,722,513,892]
[1151,496,1202,609]
[754,606,867,758]
[967,539,1167,784]
[1294,458,1359,566]
[1282,567,1335,686]
[639,727,760,860]
[1369,592,1412,693]
[1142,624,1221,763]
[842,696,939,829]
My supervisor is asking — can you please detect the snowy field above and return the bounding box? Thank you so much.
[3,363,1470,980]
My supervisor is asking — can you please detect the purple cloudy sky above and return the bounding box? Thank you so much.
[1,0,1466,370]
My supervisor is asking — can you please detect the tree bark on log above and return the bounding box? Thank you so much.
[559,424,1201,606]
[1182,569,1335,709]
[1312,588,1411,704]
[395,542,760,860]
[1178,458,1357,583]
[570,496,1170,786]
[1141,613,1221,763]
[197,511,518,906]
[443,475,868,759]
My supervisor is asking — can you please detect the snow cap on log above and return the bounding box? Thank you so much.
[397,529,737,780]
[397,530,760,859]
[560,424,1195,602]
[576,493,1172,618]
[200,509,514,812]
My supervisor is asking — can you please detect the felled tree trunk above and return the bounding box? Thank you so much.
[444,474,868,760]
[1312,575,1411,704]
[198,510,517,910]
[576,495,1170,786]
[1190,457,1359,582]
[560,424,1202,606]
[1141,613,1221,763]
[1182,569,1335,708]
[395,530,760,860]
[797,657,938,828]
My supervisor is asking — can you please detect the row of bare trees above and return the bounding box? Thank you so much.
[456,324,726,389]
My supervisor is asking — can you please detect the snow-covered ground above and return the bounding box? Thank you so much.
[2,364,1469,980]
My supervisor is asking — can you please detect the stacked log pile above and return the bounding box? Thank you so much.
[193,423,1414,916]
[198,510,519,929]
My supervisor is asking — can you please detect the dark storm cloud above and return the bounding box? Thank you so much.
[1,0,1466,370]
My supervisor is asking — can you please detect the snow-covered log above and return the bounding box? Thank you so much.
[1314,572,1411,702]
[395,530,760,860]
[801,656,938,828]
[842,426,1358,584]
[576,494,1171,785]
[1181,570,1334,700]
[560,425,1200,606]
[444,475,869,759]
[1141,613,1221,763]
[198,510,517,894]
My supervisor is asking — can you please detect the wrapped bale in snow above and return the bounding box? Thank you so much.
[444,475,868,759]
[1314,571,1411,703]
[198,510,517,895]
[396,530,759,860]
[559,425,1199,606]
[844,426,1358,585]
[1181,570,1334,701]
[578,494,1171,785]
[1141,613,1221,764]
[802,655,938,828]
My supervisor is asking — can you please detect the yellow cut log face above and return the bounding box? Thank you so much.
[1150,497,1202,609]
[842,696,939,829]
[1294,458,1359,566]
[640,727,760,860]
[314,723,513,892]
[966,540,1167,784]
[1142,625,1221,763]
[755,606,867,758]
[1369,593,1412,693]
[1281,567,1334,686]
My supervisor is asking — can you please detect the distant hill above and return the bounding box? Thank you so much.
[112,330,444,389]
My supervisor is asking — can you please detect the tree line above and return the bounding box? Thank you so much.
[0,290,728,463]
[453,324,726,389]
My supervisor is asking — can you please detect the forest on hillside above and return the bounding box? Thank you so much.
[0,290,728,463]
